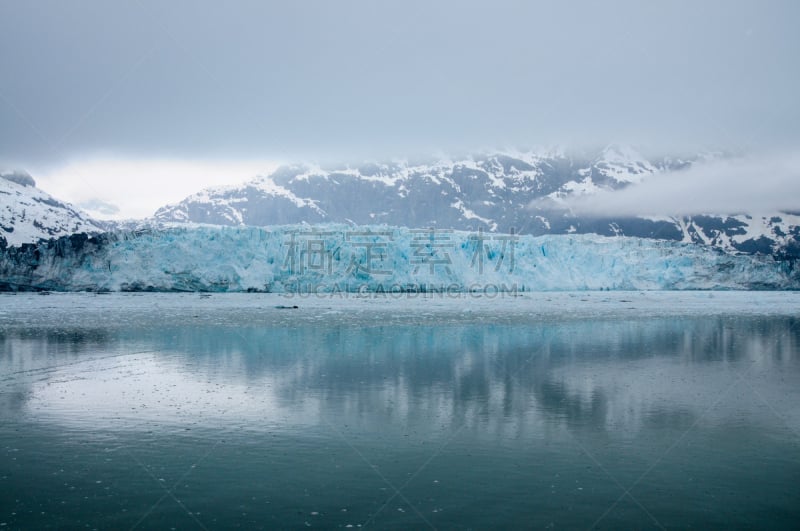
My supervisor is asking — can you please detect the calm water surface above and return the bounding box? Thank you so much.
[1,294,799,529]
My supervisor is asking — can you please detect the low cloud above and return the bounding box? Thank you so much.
[77,198,120,217]
[560,151,800,217]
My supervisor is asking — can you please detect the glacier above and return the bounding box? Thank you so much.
[0,224,797,292]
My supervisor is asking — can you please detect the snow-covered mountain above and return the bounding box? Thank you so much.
[153,146,800,259]
[0,171,104,249]
[2,146,799,265]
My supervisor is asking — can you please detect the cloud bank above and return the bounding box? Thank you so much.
[561,151,800,217]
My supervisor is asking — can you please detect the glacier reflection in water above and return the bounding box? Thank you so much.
[1,299,799,529]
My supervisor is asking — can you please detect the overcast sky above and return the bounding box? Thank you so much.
[1,0,798,218]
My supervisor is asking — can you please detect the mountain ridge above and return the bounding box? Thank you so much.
[3,146,798,261]
[152,146,800,259]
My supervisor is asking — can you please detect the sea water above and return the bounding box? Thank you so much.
[1,292,799,529]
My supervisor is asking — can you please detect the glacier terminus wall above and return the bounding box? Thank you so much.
[0,225,797,292]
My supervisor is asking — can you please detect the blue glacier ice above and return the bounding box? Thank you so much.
[0,224,797,291]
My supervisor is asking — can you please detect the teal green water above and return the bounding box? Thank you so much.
[2,309,799,529]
